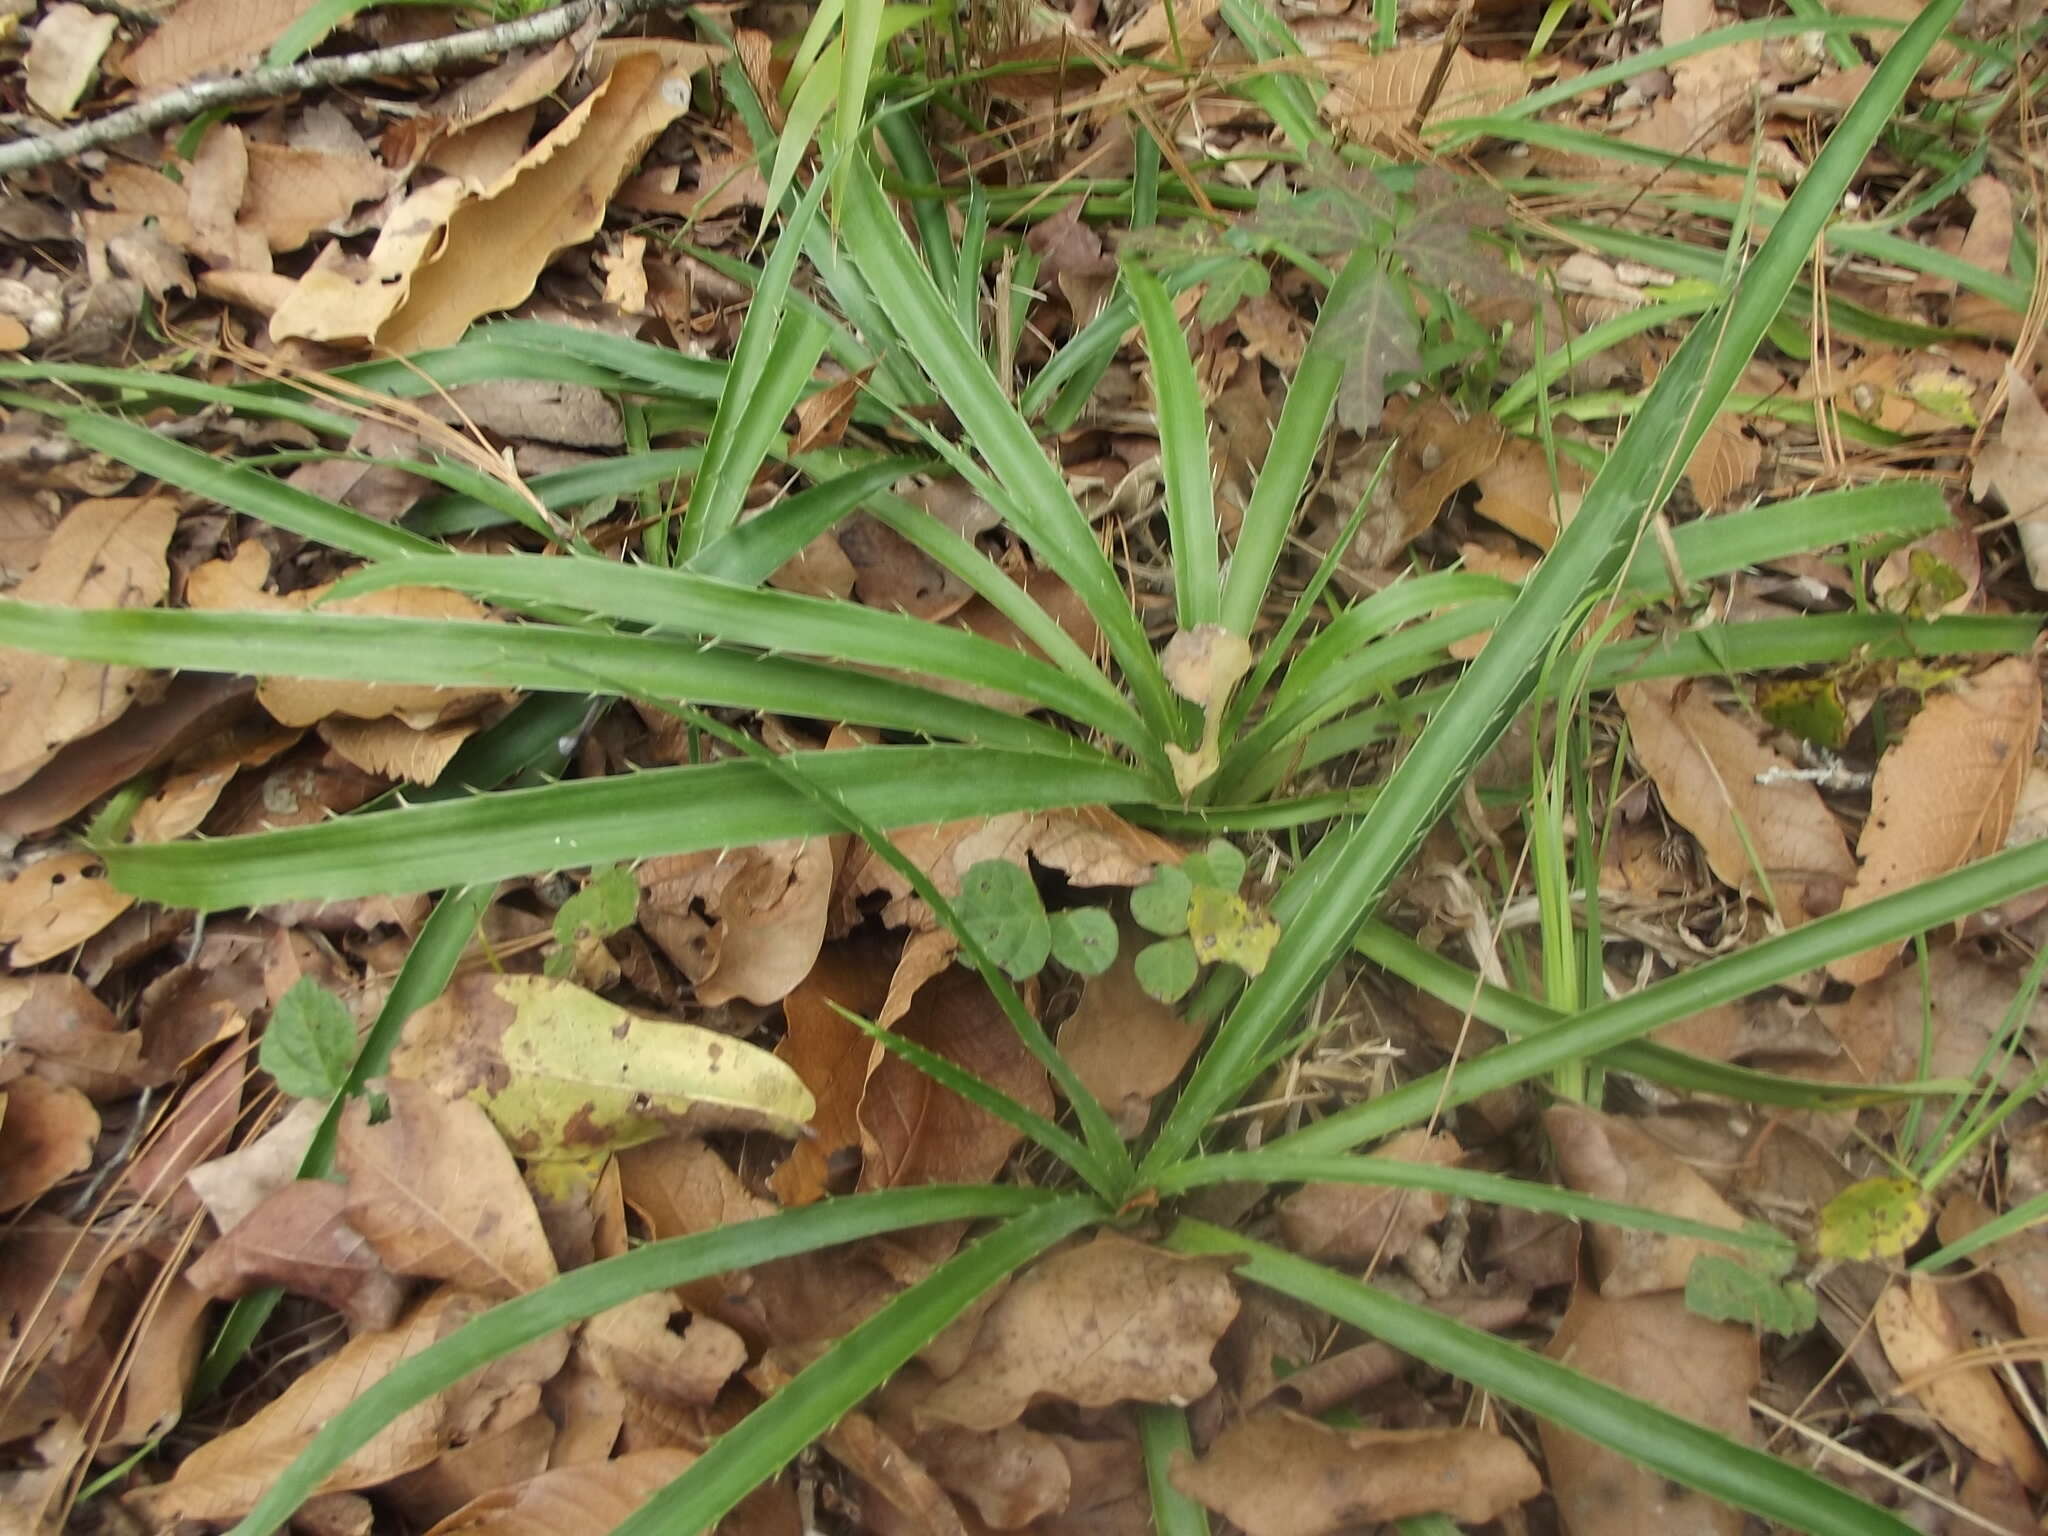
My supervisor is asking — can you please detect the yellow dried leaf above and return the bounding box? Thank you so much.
[1815,1176,1930,1262]
[24,3,117,119]
[1876,1275,2048,1490]
[391,973,816,1159]
[1187,885,1280,975]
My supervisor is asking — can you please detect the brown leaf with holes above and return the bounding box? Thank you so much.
[1875,1275,2048,1490]
[1172,1410,1541,1534]
[337,1078,558,1299]
[581,1291,746,1449]
[1543,1289,1758,1536]
[0,850,136,966]
[0,1075,99,1212]
[1620,677,1855,925]
[186,1177,407,1334]
[1829,658,2041,984]
[0,495,178,796]
[1545,1105,1748,1297]
[916,1232,1239,1430]
[1278,1128,1464,1265]
[638,837,835,1007]
[125,1289,569,1524]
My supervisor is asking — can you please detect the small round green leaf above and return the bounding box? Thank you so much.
[1134,937,1199,1004]
[956,858,1052,979]
[1049,907,1119,976]
[259,977,358,1100]
[1182,838,1247,893]
[1131,864,1193,936]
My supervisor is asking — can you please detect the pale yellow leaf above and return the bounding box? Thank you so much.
[24,2,117,119]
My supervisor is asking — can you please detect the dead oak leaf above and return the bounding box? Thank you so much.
[770,939,892,1206]
[337,1078,558,1299]
[185,1176,406,1334]
[1278,1127,1464,1265]
[637,836,834,1007]
[1829,657,2041,985]
[916,1232,1239,1431]
[0,1075,99,1212]
[1172,1410,1541,1535]
[1620,676,1855,926]
[1057,918,1204,1137]
[0,495,179,796]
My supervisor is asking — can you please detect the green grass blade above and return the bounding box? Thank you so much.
[0,601,1085,755]
[409,448,707,536]
[463,321,732,400]
[1215,0,1328,149]
[1354,920,1966,1109]
[836,153,1180,738]
[1140,1405,1211,1536]
[100,746,1155,910]
[1167,1222,1914,1536]
[1160,1154,1796,1260]
[1913,1189,2048,1273]
[61,412,436,562]
[1141,0,1967,1176]
[1126,263,1220,630]
[608,1197,1100,1536]
[226,1187,1083,1536]
[325,553,1151,750]
[0,363,353,435]
[687,456,926,586]
[1219,248,1378,637]
[1269,837,2048,1160]
[836,0,888,193]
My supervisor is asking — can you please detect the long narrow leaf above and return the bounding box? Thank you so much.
[688,457,924,586]
[1141,0,1967,1174]
[1127,263,1220,629]
[226,1187,1082,1536]
[1168,1223,1913,1536]
[101,746,1155,910]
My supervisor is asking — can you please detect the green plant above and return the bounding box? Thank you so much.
[0,1,2033,1529]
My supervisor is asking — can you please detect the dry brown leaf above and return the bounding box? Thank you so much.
[1876,1275,2048,1490]
[917,1232,1239,1430]
[1172,1410,1541,1534]
[318,714,480,785]
[0,1418,85,1534]
[770,940,892,1205]
[1620,677,1856,926]
[337,1078,559,1298]
[123,0,325,88]
[1684,416,1762,510]
[1544,1105,1748,1297]
[1937,1193,2048,1338]
[638,837,834,1007]
[1389,397,1505,544]
[24,2,118,119]
[377,51,696,352]
[0,849,136,966]
[185,1176,407,1333]
[1278,1128,1463,1265]
[420,1450,697,1536]
[1971,374,2048,590]
[384,1406,555,1536]
[858,968,1053,1198]
[183,1096,324,1236]
[269,178,469,341]
[1057,918,1204,1137]
[1543,1289,1758,1536]
[1318,45,1527,144]
[914,1419,1073,1529]
[0,1075,99,1212]
[0,973,143,1100]
[1829,658,2041,984]
[617,1136,772,1242]
[0,495,179,795]
[239,142,393,253]
[126,1289,569,1524]
[581,1291,747,1447]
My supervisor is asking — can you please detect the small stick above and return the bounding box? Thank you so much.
[0,0,669,178]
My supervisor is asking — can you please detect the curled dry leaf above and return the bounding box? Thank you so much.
[1277,1127,1463,1265]
[1545,1288,1758,1536]
[337,1078,558,1299]
[1875,1274,2048,1490]
[420,1450,697,1536]
[1620,677,1856,926]
[1172,1409,1542,1535]
[391,972,816,1157]
[917,1232,1240,1431]
[0,1075,99,1212]
[0,495,179,796]
[769,939,892,1205]
[185,1176,407,1333]
[126,1289,569,1524]
[638,837,835,1007]
[1830,658,2041,985]
[1545,1104,1748,1298]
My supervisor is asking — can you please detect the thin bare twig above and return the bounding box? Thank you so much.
[0,0,670,178]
